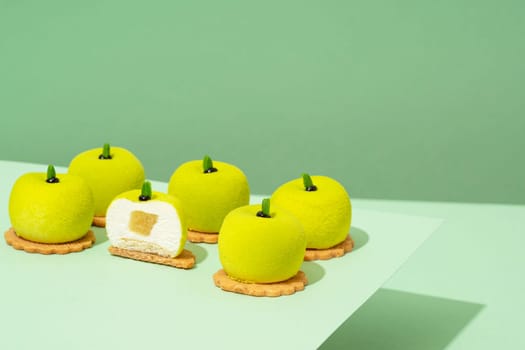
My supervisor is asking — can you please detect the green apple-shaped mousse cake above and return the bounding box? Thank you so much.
[168,155,250,243]
[271,173,352,260]
[106,181,195,269]
[68,143,145,227]
[214,198,307,297]
[6,165,95,253]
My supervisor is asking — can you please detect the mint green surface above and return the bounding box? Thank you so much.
[0,161,441,350]
[322,199,525,350]
[1,1,524,204]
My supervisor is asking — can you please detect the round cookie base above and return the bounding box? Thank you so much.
[304,234,354,261]
[92,216,106,227]
[213,270,307,297]
[108,246,196,269]
[4,228,95,254]
[187,229,218,244]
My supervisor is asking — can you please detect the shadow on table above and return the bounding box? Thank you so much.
[350,226,369,252]
[302,261,325,285]
[185,242,208,264]
[319,288,485,350]
[92,226,108,246]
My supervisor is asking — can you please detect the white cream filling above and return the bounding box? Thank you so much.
[106,199,183,257]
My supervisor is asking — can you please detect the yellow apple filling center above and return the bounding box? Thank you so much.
[129,210,158,236]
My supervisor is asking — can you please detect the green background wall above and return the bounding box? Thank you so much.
[1,0,524,204]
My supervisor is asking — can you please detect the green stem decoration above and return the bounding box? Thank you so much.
[203,154,217,173]
[99,143,112,159]
[139,181,152,201]
[302,173,318,192]
[46,165,59,183]
[256,198,271,218]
